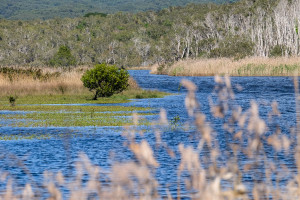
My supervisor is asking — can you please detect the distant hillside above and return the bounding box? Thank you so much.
[1,0,297,67]
[0,0,236,20]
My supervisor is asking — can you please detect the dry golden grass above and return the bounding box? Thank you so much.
[0,66,140,97]
[127,66,152,70]
[0,66,89,96]
[151,57,300,76]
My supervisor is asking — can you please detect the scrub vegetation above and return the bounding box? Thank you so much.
[0,0,299,71]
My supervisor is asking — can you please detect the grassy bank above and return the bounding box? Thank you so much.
[0,66,168,127]
[0,66,168,104]
[151,57,300,76]
[0,66,168,100]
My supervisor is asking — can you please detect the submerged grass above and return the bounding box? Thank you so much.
[1,110,153,127]
[0,105,150,112]
[0,133,52,141]
[0,103,154,127]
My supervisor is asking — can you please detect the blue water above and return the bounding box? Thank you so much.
[0,70,297,198]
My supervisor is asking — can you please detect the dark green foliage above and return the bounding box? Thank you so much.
[147,25,166,40]
[81,64,129,100]
[269,45,286,57]
[115,31,133,42]
[49,46,76,67]
[76,21,88,30]
[0,67,61,81]
[8,95,17,107]
[210,35,254,60]
[84,12,107,18]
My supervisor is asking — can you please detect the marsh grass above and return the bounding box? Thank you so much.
[0,105,150,112]
[151,57,300,76]
[2,75,300,199]
[0,134,52,141]
[0,66,168,103]
[0,104,153,127]
[0,66,86,96]
[1,110,154,127]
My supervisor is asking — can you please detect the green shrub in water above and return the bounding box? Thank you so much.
[81,64,129,100]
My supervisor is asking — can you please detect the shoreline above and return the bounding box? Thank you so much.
[150,57,300,77]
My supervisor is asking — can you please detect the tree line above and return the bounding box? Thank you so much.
[0,0,298,68]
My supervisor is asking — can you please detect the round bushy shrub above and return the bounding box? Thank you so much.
[81,64,129,100]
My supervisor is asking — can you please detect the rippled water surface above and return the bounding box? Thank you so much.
[0,70,297,198]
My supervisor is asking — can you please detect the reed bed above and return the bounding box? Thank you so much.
[0,66,141,97]
[0,66,89,96]
[151,57,300,76]
[1,76,300,199]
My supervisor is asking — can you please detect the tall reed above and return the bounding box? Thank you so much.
[151,57,300,76]
[0,66,89,96]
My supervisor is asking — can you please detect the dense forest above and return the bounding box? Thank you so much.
[0,0,299,67]
[0,0,235,20]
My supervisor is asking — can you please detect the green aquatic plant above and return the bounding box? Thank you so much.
[0,105,151,112]
[170,114,181,129]
[8,95,17,107]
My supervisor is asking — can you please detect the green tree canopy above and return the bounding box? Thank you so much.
[81,64,129,100]
[49,45,76,67]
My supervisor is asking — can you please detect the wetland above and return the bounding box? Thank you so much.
[0,69,299,199]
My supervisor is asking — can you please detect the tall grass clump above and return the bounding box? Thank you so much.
[1,75,300,199]
[151,57,300,76]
